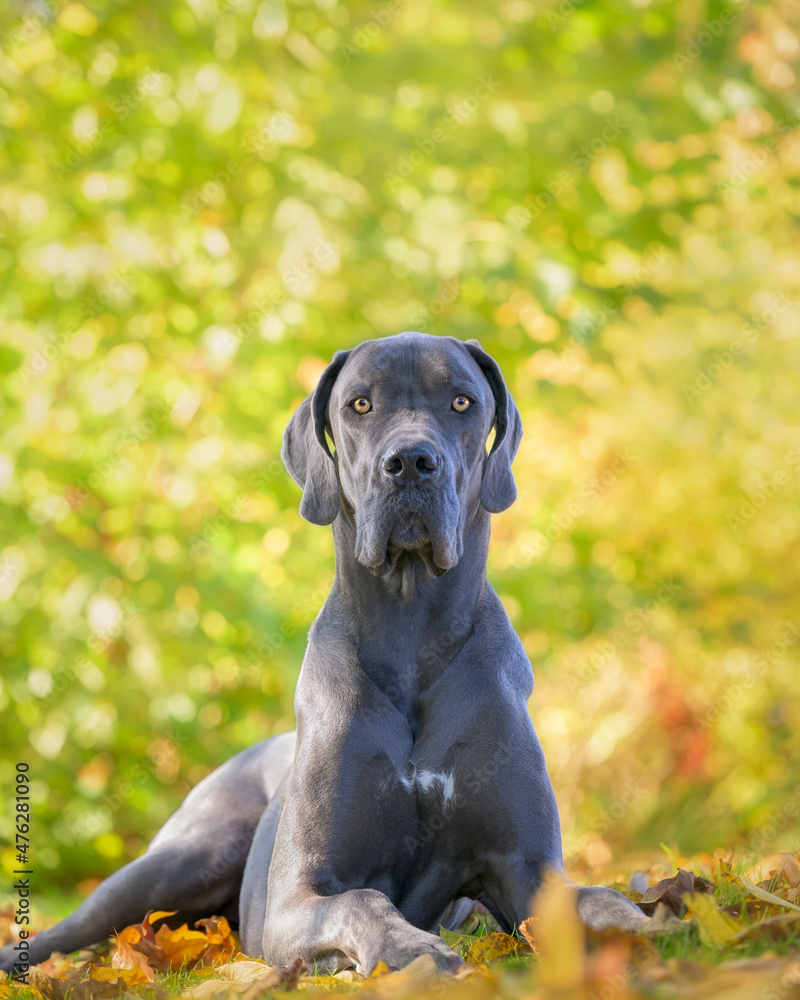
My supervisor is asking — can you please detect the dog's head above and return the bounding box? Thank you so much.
[282,332,521,578]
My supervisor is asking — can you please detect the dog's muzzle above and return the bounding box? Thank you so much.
[352,439,463,577]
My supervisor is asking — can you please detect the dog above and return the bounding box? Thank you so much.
[0,332,645,977]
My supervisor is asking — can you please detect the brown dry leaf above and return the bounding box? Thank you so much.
[744,854,800,888]
[642,901,687,936]
[464,932,521,964]
[35,953,76,979]
[110,933,156,983]
[87,966,149,988]
[193,917,238,968]
[29,967,135,1000]
[207,962,276,984]
[183,959,303,999]
[518,917,539,955]
[639,954,800,1000]
[682,892,742,948]
[241,958,304,997]
[639,868,714,916]
[724,873,800,914]
[586,926,659,971]
[154,922,209,969]
[531,873,585,992]
[730,911,800,944]
[585,936,636,1000]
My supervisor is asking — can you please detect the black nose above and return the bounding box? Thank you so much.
[382,445,440,485]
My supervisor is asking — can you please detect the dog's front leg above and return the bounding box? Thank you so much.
[262,886,462,975]
[255,699,463,975]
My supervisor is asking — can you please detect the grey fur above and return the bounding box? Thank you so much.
[0,332,646,978]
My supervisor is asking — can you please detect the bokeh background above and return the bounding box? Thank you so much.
[1,0,799,916]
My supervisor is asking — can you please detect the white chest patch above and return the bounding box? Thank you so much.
[395,767,456,809]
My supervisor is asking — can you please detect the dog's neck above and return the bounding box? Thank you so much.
[327,506,491,699]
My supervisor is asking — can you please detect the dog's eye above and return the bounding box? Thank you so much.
[352,398,371,414]
[452,396,471,412]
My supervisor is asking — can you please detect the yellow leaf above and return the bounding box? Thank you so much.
[111,933,156,982]
[744,853,800,887]
[87,964,148,986]
[210,961,276,984]
[465,932,521,963]
[681,893,742,948]
[725,874,800,913]
[56,3,98,34]
[532,872,584,990]
[154,922,209,968]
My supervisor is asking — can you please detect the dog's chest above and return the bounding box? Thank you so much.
[391,764,457,810]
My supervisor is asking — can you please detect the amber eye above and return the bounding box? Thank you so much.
[452,396,471,412]
[352,397,371,414]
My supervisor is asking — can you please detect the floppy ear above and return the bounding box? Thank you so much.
[463,339,523,513]
[281,350,351,525]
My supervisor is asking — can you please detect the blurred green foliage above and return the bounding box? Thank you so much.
[0,0,799,906]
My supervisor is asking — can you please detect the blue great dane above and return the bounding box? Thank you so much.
[1,332,645,976]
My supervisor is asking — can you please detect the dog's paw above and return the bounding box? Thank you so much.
[576,885,648,931]
[372,929,463,975]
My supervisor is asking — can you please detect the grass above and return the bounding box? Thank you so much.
[4,853,800,997]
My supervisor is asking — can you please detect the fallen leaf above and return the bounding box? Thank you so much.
[29,967,135,1000]
[531,873,585,991]
[183,959,304,999]
[208,961,276,984]
[111,934,155,983]
[744,854,800,888]
[642,901,688,936]
[724,874,800,913]
[639,868,714,916]
[87,966,149,988]
[518,917,539,955]
[730,911,800,943]
[193,917,238,967]
[682,892,743,948]
[35,953,75,979]
[464,931,521,963]
[154,922,209,969]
